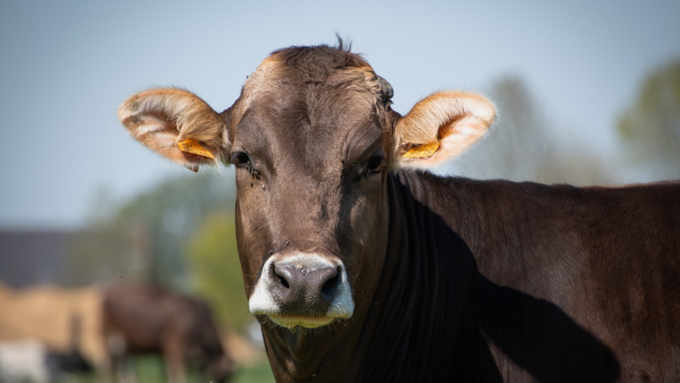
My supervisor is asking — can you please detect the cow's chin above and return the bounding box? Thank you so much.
[268,315,335,329]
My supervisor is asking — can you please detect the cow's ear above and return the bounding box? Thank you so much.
[394,91,495,169]
[118,88,230,172]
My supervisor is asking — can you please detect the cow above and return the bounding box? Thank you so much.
[45,314,94,379]
[0,284,106,367]
[0,340,51,383]
[101,283,233,383]
[117,43,680,382]
[0,336,91,383]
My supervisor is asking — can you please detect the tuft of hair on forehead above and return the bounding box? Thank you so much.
[333,34,352,52]
[269,45,371,83]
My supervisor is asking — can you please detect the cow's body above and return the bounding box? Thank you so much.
[101,284,233,383]
[118,44,680,382]
[359,172,679,382]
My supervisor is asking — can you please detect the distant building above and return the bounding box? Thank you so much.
[0,231,87,287]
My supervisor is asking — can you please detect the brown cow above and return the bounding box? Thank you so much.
[101,283,233,383]
[117,44,680,382]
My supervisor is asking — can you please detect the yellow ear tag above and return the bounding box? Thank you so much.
[402,141,440,158]
[178,138,214,159]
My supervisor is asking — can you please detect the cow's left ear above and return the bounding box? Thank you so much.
[394,91,495,169]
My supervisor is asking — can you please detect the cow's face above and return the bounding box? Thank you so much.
[227,51,396,329]
[118,46,495,330]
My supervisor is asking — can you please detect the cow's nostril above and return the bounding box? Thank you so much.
[273,266,291,289]
[321,274,340,298]
[277,274,290,289]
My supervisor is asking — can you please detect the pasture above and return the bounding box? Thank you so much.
[57,357,274,383]
[0,283,274,382]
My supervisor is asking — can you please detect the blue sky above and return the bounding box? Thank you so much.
[1,0,679,229]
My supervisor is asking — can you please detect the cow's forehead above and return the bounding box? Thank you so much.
[236,47,384,119]
[230,47,391,162]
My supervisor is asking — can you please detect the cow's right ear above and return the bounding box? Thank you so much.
[118,88,230,172]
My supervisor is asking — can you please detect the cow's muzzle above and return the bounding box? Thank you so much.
[249,253,354,329]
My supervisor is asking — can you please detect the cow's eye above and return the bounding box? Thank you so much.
[231,151,250,167]
[365,155,385,175]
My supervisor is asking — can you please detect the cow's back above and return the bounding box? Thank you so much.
[437,177,680,382]
[565,183,680,380]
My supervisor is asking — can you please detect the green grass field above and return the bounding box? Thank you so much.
[60,356,275,383]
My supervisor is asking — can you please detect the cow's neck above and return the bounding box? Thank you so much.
[261,171,491,382]
[349,171,492,382]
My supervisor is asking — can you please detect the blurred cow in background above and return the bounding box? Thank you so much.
[0,316,92,382]
[45,314,94,378]
[0,284,100,381]
[0,339,50,383]
[102,283,234,383]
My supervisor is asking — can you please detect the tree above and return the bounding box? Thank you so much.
[64,170,236,290]
[617,59,680,179]
[447,76,610,186]
[186,212,252,331]
[64,167,253,332]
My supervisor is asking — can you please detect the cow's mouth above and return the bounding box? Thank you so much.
[268,315,335,329]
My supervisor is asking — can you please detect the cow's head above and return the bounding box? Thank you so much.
[118,45,495,331]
